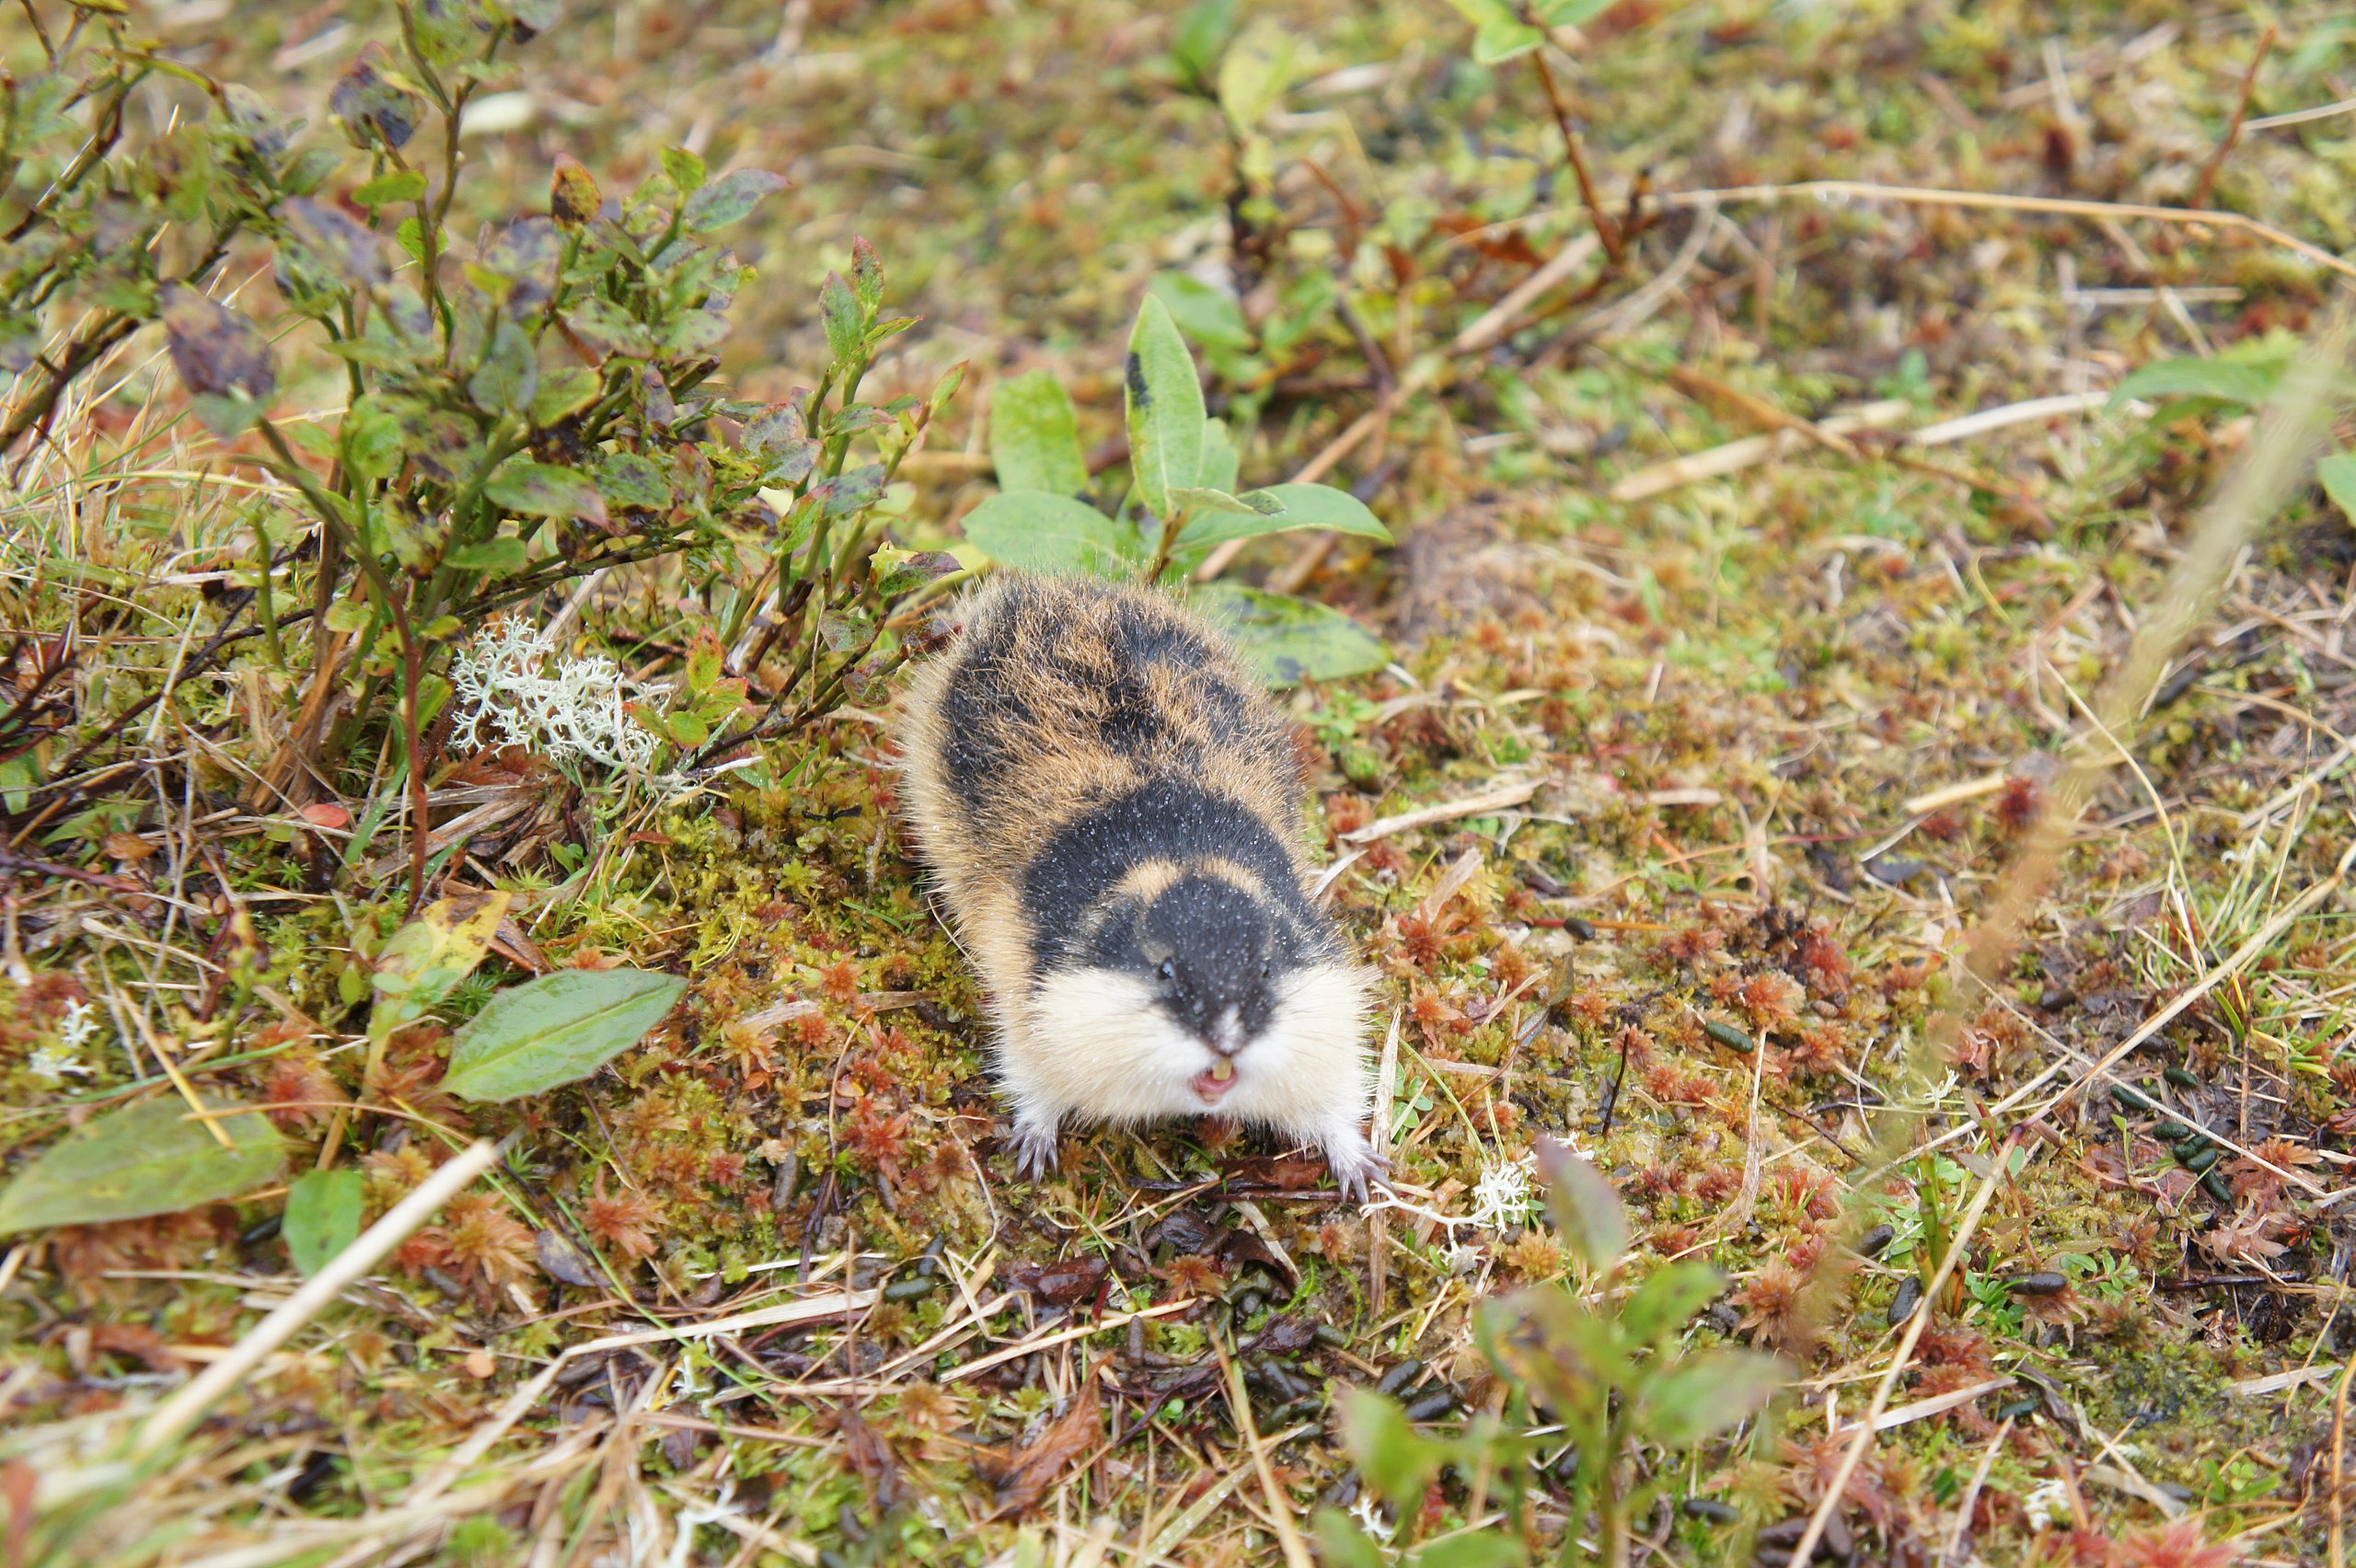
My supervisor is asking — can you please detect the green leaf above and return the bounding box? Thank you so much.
[821,271,864,368]
[1410,1539,1529,1568]
[372,891,511,1037]
[283,1168,365,1276]
[961,491,1138,578]
[1217,17,1303,133]
[1635,1350,1787,1447]
[1446,0,1542,62]
[1176,481,1392,552]
[445,537,528,572]
[1125,294,1207,520]
[682,167,789,232]
[2111,356,2287,409]
[1199,417,1240,494]
[1189,583,1388,686]
[529,364,602,426]
[660,146,708,195]
[596,451,674,511]
[1617,1259,1726,1345]
[991,369,1089,497]
[1166,485,1266,517]
[1149,271,1253,352]
[1311,1511,1387,1568]
[487,461,610,525]
[1340,1389,1444,1513]
[341,395,405,483]
[2320,453,2356,523]
[1171,0,1237,90]
[444,969,687,1102]
[851,235,885,309]
[1535,1138,1627,1272]
[467,318,539,417]
[0,1098,283,1236]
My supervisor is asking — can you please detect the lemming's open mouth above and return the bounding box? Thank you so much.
[1190,1057,1237,1104]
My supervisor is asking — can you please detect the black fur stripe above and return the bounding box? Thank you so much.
[1022,778,1326,974]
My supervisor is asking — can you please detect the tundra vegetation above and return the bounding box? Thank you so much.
[0,1,2353,1564]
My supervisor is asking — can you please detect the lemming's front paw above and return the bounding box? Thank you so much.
[1322,1132,1387,1204]
[1010,1118,1061,1183]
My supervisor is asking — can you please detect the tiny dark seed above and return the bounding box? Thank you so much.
[1403,1389,1456,1422]
[1855,1224,1895,1258]
[1550,1444,1580,1482]
[1313,1323,1350,1349]
[2005,1272,2068,1297]
[1704,1020,1757,1054]
[1888,1276,1923,1328]
[1234,1290,1265,1319]
[883,1274,939,1302]
[770,1150,801,1209]
[1272,1395,1325,1425]
[2110,1083,2161,1114]
[2184,1146,2223,1175]
[2164,1066,2200,1090]
[1376,1358,1425,1397]
[1994,1395,2042,1421]
[915,1235,947,1276]
[1683,1497,1740,1524]
[2202,1169,2234,1204]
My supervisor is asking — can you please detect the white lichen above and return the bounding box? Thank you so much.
[29,997,98,1085]
[448,620,664,775]
[1467,1152,1539,1232]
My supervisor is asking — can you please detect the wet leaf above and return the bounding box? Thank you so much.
[283,1168,365,1276]
[960,491,1137,578]
[0,1099,282,1236]
[870,546,961,599]
[487,461,610,525]
[990,369,1089,498]
[443,968,687,1101]
[283,197,390,290]
[682,167,789,232]
[1125,294,1206,520]
[1188,583,1388,686]
[1635,1350,1787,1447]
[1000,1254,1109,1305]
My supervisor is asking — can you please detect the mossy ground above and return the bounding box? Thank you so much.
[4,1,2356,1563]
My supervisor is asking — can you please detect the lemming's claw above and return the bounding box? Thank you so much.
[1011,1118,1061,1183]
[1323,1132,1387,1204]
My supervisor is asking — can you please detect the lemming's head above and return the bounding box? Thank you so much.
[1019,867,1368,1127]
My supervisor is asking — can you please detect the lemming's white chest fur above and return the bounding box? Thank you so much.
[1005,958,1374,1136]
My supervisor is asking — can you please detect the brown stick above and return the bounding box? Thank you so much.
[1528,46,1624,266]
[2191,26,2276,211]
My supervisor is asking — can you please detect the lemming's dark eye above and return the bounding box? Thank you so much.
[1158,959,1175,981]
[1259,956,1271,978]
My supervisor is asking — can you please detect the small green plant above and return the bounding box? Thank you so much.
[1317,1143,1786,1567]
[0,0,963,902]
[964,294,1391,684]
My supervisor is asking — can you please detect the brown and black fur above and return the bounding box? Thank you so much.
[896,573,1378,1193]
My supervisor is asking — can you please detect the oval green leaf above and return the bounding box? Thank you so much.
[1634,1349,1787,1447]
[2109,355,2286,409]
[1125,294,1206,521]
[2317,452,2356,523]
[443,968,687,1102]
[486,460,609,525]
[283,1167,366,1276]
[990,369,1089,498]
[1176,481,1392,552]
[1190,583,1389,687]
[960,490,1138,579]
[0,1098,283,1236]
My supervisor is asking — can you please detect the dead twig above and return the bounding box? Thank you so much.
[2190,25,2276,210]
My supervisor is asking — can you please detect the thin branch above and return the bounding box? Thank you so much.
[2190,25,2276,210]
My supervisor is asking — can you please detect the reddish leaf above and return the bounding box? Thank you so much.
[981,1378,1102,1515]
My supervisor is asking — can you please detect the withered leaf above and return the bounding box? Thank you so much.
[160,283,276,402]
[982,1379,1102,1515]
[329,44,423,151]
[535,1228,600,1287]
[837,1405,903,1508]
[1000,1253,1108,1307]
